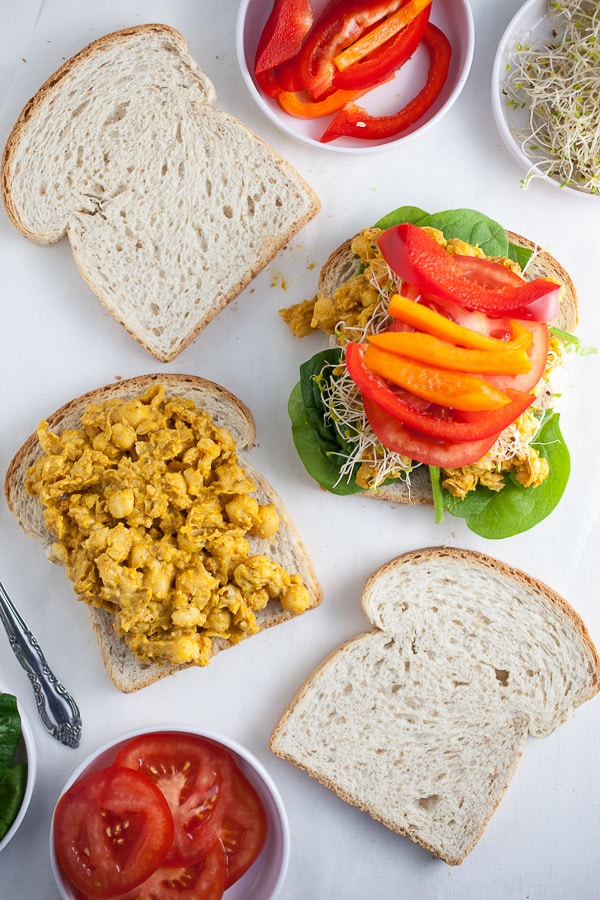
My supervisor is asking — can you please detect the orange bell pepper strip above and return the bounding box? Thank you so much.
[363,344,512,411]
[277,85,370,118]
[366,331,532,375]
[387,294,534,352]
[333,0,432,72]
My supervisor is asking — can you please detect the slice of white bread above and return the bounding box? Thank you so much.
[1,24,320,362]
[270,547,600,865]
[4,374,322,692]
[317,229,579,507]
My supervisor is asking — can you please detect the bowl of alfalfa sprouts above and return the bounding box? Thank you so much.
[492,0,600,197]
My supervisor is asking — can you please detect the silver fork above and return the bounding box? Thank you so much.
[0,580,82,748]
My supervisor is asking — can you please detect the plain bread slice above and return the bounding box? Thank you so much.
[1,25,321,361]
[270,547,600,864]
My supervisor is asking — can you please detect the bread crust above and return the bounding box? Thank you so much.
[270,546,600,864]
[5,374,323,692]
[315,226,580,509]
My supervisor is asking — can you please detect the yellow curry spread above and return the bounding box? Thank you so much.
[26,385,311,668]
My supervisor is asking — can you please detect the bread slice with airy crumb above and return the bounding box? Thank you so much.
[270,547,600,864]
[1,24,320,362]
[4,374,322,692]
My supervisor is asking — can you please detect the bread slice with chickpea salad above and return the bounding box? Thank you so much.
[1,24,320,362]
[270,546,600,865]
[281,206,585,539]
[4,374,322,692]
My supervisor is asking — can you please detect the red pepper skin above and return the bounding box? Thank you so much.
[345,341,536,443]
[362,394,499,468]
[255,0,315,73]
[377,223,561,323]
[320,22,450,142]
[332,6,430,91]
[298,0,404,100]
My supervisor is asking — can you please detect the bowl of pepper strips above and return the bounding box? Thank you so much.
[236,0,474,152]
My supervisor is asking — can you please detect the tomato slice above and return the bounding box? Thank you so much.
[363,394,498,467]
[113,732,268,887]
[113,733,229,867]
[219,759,268,888]
[53,766,174,899]
[96,840,228,900]
[346,341,535,442]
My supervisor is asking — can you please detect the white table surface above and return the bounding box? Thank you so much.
[1,1,600,897]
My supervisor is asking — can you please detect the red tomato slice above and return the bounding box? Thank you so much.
[363,394,498,467]
[113,732,268,887]
[113,733,229,867]
[219,761,268,888]
[53,766,174,899]
[96,840,228,900]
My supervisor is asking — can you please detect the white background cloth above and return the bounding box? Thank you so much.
[1,1,600,897]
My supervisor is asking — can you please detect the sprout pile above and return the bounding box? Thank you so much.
[503,0,600,194]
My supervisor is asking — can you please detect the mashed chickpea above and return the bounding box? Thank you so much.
[26,385,312,667]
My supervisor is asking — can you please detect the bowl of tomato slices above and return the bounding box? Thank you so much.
[236,0,474,153]
[50,727,290,900]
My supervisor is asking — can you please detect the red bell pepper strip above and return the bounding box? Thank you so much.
[320,22,451,142]
[345,341,536,443]
[333,0,431,70]
[377,223,562,323]
[277,85,372,118]
[298,0,404,100]
[332,5,430,91]
[363,343,512,411]
[255,0,315,73]
[366,331,532,374]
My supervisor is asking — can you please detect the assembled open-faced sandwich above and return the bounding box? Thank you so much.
[4,374,322,692]
[281,206,584,538]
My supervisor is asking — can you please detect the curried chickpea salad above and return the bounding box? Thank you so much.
[25,384,311,668]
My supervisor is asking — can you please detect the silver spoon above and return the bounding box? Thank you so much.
[0,580,82,748]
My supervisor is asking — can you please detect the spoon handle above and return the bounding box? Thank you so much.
[0,580,82,748]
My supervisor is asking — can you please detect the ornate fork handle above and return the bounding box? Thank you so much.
[0,580,82,748]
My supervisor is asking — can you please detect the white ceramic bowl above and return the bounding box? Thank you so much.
[0,681,37,854]
[236,0,474,153]
[50,726,290,900]
[491,0,598,198]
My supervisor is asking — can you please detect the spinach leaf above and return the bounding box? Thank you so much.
[289,367,362,496]
[0,693,27,841]
[374,205,533,267]
[299,349,344,456]
[0,693,21,769]
[443,413,570,538]
[508,241,533,269]
[375,206,430,230]
[0,766,27,836]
